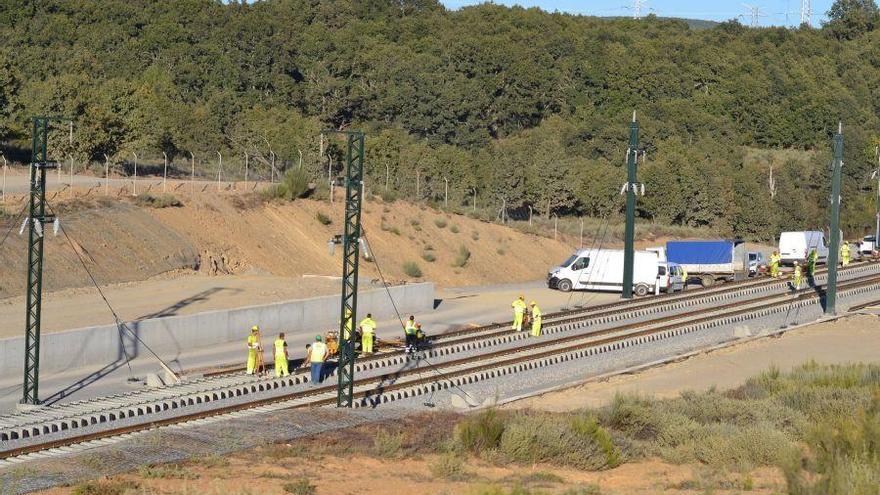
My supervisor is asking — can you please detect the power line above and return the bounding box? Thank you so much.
[740,3,767,26]
[800,0,813,26]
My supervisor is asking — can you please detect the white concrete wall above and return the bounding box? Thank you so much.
[0,283,434,377]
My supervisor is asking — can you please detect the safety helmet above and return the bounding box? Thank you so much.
[530,301,536,305]
[519,294,524,299]
[315,335,322,341]
[251,326,259,332]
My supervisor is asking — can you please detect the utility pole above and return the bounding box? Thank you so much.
[21,117,62,406]
[872,147,880,245]
[622,112,641,299]
[324,130,365,408]
[630,0,648,19]
[825,123,843,315]
[741,3,765,26]
[800,0,812,26]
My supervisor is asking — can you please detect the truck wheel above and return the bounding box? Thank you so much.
[557,279,573,292]
[700,275,715,287]
[634,284,650,297]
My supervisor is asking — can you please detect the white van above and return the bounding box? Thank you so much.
[548,248,661,296]
[778,231,829,265]
[659,262,685,293]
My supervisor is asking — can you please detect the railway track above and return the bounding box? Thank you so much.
[195,260,880,378]
[2,265,879,462]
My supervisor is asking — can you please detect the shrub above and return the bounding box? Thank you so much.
[381,222,401,235]
[283,478,317,495]
[434,217,448,228]
[410,218,421,227]
[471,230,480,241]
[403,261,422,278]
[422,252,436,263]
[373,430,405,458]
[71,480,139,495]
[499,412,617,470]
[429,452,466,479]
[134,193,182,208]
[450,224,460,233]
[497,247,506,255]
[315,211,332,225]
[455,409,505,454]
[424,244,434,251]
[452,244,471,268]
[138,464,199,479]
[264,168,312,201]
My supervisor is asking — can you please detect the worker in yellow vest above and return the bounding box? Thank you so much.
[529,301,542,337]
[340,308,353,340]
[274,333,289,377]
[360,313,377,354]
[404,315,417,354]
[841,242,851,267]
[246,326,261,375]
[769,251,781,278]
[792,261,803,291]
[304,335,329,385]
[511,295,527,332]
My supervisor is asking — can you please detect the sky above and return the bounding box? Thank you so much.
[440,0,836,27]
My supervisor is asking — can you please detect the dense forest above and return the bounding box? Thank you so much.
[2,0,880,240]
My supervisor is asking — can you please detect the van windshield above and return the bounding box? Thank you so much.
[560,255,578,268]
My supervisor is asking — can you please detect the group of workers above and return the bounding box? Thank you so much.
[511,295,542,337]
[767,243,852,291]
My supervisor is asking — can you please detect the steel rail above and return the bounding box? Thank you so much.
[2,271,877,460]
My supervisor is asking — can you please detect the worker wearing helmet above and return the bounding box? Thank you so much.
[841,242,851,267]
[792,261,803,291]
[304,335,329,385]
[274,333,289,377]
[246,326,261,375]
[360,313,377,354]
[529,301,542,337]
[807,249,818,280]
[342,308,353,340]
[511,295,527,332]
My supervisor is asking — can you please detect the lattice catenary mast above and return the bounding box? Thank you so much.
[800,0,812,26]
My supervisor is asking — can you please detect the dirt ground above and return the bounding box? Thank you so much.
[39,453,784,495]
[506,313,880,411]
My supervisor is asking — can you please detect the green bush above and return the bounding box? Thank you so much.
[434,217,448,228]
[497,247,506,255]
[138,464,199,479]
[429,452,466,479]
[452,244,471,268]
[264,169,312,201]
[283,478,316,495]
[421,252,436,263]
[403,261,422,278]
[455,409,505,454]
[499,412,619,470]
[373,430,405,458]
[471,230,480,241]
[134,193,182,208]
[71,480,139,495]
[315,211,332,225]
[450,224,460,233]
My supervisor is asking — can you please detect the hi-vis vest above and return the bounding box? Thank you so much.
[360,318,376,335]
[405,320,417,335]
[247,334,258,351]
[512,300,527,314]
[310,342,328,363]
[274,338,286,357]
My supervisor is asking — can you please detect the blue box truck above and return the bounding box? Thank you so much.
[665,240,763,287]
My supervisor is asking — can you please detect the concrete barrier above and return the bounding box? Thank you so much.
[0,283,434,377]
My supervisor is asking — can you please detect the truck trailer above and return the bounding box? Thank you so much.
[665,240,760,287]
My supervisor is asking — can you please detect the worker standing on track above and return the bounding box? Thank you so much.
[792,261,803,291]
[274,333,289,377]
[360,313,377,354]
[841,242,851,267]
[807,249,818,280]
[246,326,261,375]
[769,250,781,278]
[404,315,417,354]
[304,335,328,385]
[511,295,527,332]
[529,301,542,337]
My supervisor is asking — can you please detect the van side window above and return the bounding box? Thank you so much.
[571,257,589,271]
[658,266,667,276]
